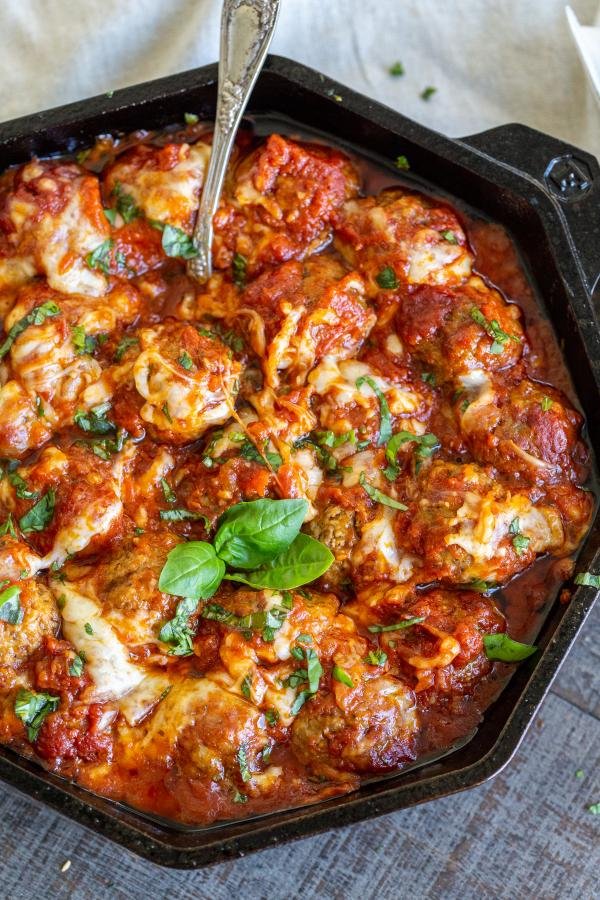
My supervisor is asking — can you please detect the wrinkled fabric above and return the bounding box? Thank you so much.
[1,0,599,156]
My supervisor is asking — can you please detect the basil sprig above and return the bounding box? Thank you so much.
[483,633,537,662]
[19,489,55,533]
[158,498,333,602]
[355,375,392,445]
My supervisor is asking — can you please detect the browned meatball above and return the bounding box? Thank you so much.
[290,676,418,780]
[0,578,59,669]
[305,503,358,592]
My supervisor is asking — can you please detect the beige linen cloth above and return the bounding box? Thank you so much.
[0,0,599,157]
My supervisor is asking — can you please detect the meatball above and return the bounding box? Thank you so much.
[0,578,59,669]
[334,188,472,293]
[401,460,568,585]
[291,675,418,779]
[0,159,110,296]
[458,372,589,485]
[0,381,52,458]
[237,255,375,388]
[397,277,525,383]
[131,320,242,443]
[375,588,506,694]
[103,141,211,232]
[305,503,357,592]
[213,135,360,277]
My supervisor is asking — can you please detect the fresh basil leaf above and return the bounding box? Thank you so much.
[158,541,225,600]
[71,325,97,356]
[214,498,308,570]
[178,350,194,371]
[359,472,407,510]
[290,689,313,715]
[483,633,537,662]
[69,652,85,677]
[368,616,425,633]
[159,596,199,656]
[469,306,521,353]
[160,478,176,504]
[19,489,55,533]
[305,647,322,693]
[14,688,59,742]
[575,571,600,588]
[225,532,333,590]
[161,224,198,259]
[0,585,23,625]
[8,471,39,501]
[0,301,61,359]
[232,253,248,288]
[355,375,392,445]
[375,266,399,290]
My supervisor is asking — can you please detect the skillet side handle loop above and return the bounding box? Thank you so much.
[460,123,600,303]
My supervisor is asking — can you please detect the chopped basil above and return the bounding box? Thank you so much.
[84,622,93,635]
[161,223,198,259]
[440,229,458,243]
[178,350,194,371]
[368,616,425,633]
[395,155,410,171]
[237,744,252,782]
[469,306,521,354]
[104,207,117,226]
[112,181,141,224]
[35,396,44,417]
[420,86,437,101]
[355,375,392,445]
[184,112,199,125]
[160,478,176,504]
[575,768,585,779]
[0,514,16,538]
[375,265,399,290]
[14,688,59,742]
[265,708,279,726]
[83,427,128,460]
[19,489,55,533]
[158,596,199,656]
[541,396,553,412]
[71,325,97,356]
[0,301,61,359]
[239,439,282,471]
[509,517,530,556]
[162,402,173,423]
[232,252,248,288]
[8,471,39,501]
[421,372,436,386]
[68,652,85,677]
[388,61,404,77]
[359,472,407,510]
[385,430,440,479]
[483,633,537,662]
[114,335,139,362]
[467,579,498,593]
[86,238,114,275]
[365,649,387,666]
[240,674,252,699]
[233,790,248,803]
[574,572,600,588]
[0,585,23,625]
[74,402,115,435]
[332,665,353,687]
[588,803,600,815]
[159,508,209,524]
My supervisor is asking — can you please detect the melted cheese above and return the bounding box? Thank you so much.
[352,507,417,583]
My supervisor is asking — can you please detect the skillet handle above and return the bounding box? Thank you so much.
[460,123,600,301]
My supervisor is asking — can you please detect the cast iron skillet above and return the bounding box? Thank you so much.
[0,55,599,868]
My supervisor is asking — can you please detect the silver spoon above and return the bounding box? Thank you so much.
[188,0,281,283]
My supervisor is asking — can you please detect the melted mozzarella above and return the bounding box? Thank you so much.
[352,507,417,583]
[52,582,144,701]
[407,230,472,285]
[118,673,172,726]
[310,356,421,416]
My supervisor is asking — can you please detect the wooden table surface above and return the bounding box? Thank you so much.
[0,598,597,900]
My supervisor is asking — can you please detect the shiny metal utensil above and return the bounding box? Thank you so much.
[188,0,281,283]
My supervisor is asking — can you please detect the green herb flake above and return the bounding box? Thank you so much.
[237,744,252,783]
[84,622,93,636]
[161,223,198,259]
[332,665,353,687]
[389,61,405,77]
[233,790,248,803]
[114,335,139,362]
[574,572,600,588]
[14,688,59,742]
[71,325,97,356]
[0,301,61,359]
[104,207,117,226]
[8,471,39,501]
[232,253,248,288]
[575,768,585,779]
[395,155,410,171]
[541,396,553,412]
[0,585,23,625]
[368,616,425,633]
[19,489,55,533]
[440,229,458,243]
[112,181,141,224]
[375,265,399,290]
[355,375,393,445]
[265,709,279,727]
[74,402,115,435]
[35,396,44,417]
[420,86,437,101]
[184,112,199,125]
[160,478,176,504]
[86,238,114,275]
[158,596,199,656]
[359,472,407,510]
[421,372,436,386]
[69,652,85,677]
[162,402,173,423]
[178,350,194,371]
[483,633,537,662]
[0,514,16,538]
[588,803,600,815]
[159,508,208,524]
[365,649,388,666]
[239,439,282,471]
[240,674,252,699]
[469,306,521,354]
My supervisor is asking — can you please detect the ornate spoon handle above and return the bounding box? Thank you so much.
[188,0,281,282]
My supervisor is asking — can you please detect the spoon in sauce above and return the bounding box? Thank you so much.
[188,0,281,284]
